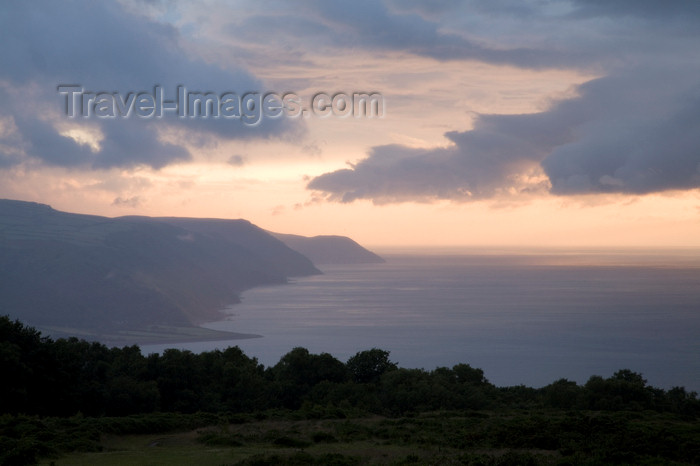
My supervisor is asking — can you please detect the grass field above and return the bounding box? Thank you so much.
[35,410,698,465]
[35,414,549,465]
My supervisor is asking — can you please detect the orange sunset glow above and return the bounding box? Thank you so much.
[2,1,699,250]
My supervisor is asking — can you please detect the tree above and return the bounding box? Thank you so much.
[543,378,582,410]
[346,348,397,384]
[152,349,204,413]
[452,363,488,386]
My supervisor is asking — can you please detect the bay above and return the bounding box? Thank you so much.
[141,251,700,390]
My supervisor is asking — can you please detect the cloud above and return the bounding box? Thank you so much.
[307,116,558,203]
[215,0,584,70]
[206,0,699,76]
[570,0,700,20]
[542,69,700,194]
[3,0,699,206]
[0,0,295,171]
[300,0,700,203]
[227,154,246,166]
[0,114,25,167]
[289,0,700,73]
[112,196,143,208]
[309,64,700,202]
[301,142,323,157]
[3,96,190,169]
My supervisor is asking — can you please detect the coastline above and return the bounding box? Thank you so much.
[40,322,262,348]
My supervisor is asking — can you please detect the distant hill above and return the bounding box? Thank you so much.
[0,199,319,344]
[271,232,384,265]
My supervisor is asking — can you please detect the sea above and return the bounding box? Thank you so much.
[141,250,700,391]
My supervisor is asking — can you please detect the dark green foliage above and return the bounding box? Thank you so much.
[311,431,338,443]
[666,386,700,417]
[346,348,397,383]
[0,411,238,465]
[457,451,551,466]
[0,414,99,466]
[270,347,349,409]
[542,379,583,410]
[1,316,699,420]
[1,407,699,465]
[0,435,40,466]
[234,452,360,466]
[0,317,52,415]
[379,368,435,415]
[271,435,311,448]
[196,427,244,447]
[2,316,700,465]
[583,370,661,411]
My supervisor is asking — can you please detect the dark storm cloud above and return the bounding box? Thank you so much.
[570,0,700,20]
[2,91,189,169]
[310,66,700,201]
[306,0,700,201]
[543,72,700,194]
[390,0,700,23]
[2,0,698,198]
[0,0,292,170]
[291,0,700,69]
[308,108,571,203]
[225,0,584,70]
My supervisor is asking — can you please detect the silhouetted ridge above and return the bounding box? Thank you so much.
[0,199,319,342]
[271,232,384,265]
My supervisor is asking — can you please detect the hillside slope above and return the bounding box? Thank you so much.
[272,232,384,265]
[0,200,319,342]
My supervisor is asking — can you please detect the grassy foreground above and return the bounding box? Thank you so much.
[29,409,700,466]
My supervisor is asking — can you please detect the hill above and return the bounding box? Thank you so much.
[0,199,319,344]
[271,232,384,265]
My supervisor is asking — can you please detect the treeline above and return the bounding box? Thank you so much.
[1,315,699,418]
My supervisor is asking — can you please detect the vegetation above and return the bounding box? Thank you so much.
[1,315,699,465]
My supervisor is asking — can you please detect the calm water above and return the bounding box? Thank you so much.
[142,252,700,390]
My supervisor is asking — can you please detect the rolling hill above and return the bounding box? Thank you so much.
[271,232,384,265]
[0,199,320,344]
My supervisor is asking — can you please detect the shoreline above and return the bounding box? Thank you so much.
[41,322,262,349]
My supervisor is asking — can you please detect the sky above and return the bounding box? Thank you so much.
[1,0,699,248]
